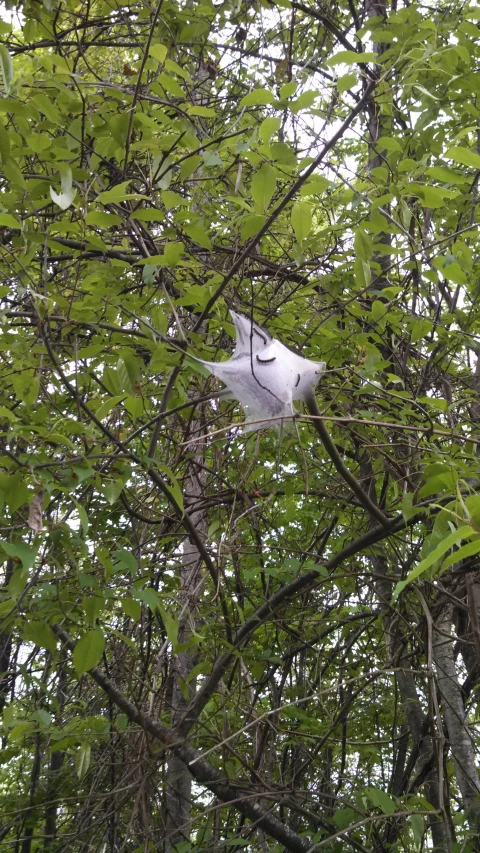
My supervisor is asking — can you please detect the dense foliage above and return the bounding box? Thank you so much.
[1,0,480,849]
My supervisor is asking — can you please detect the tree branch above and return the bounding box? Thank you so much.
[54,626,314,853]
[305,393,391,528]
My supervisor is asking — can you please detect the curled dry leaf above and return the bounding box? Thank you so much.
[28,492,44,533]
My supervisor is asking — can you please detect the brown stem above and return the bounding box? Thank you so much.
[305,393,390,528]
[54,626,313,853]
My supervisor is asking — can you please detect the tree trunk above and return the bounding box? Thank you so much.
[165,425,206,851]
[433,603,480,833]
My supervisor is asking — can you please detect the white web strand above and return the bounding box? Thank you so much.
[200,310,325,431]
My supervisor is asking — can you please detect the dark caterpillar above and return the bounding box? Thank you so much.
[253,327,268,344]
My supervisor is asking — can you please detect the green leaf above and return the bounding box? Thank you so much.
[3,156,25,189]
[0,213,20,229]
[334,807,356,829]
[71,465,94,485]
[9,722,34,742]
[187,105,216,117]
[441,537,480,572]
[291,90,317,113]
[0,405,17,421]
[73,629,106,676]
[0,45,14,95]
[149,43,167,63]
[183,223,212,249]
[82,595,104,626]
[76,743,91,779]
[33,93,61,124]
[354,228,373,262]
[442,261,467,285]
[446,146,480,169]
[121,598,141,621]
[165,58,191,81]
[100,479,124,505]
[410,814,424,846]
[23,621,57,654]
[240,88,275,107]
[241,214,266,242]
[93,394,127,421]
[337,72,357,94]
[259,117,280,144]
[291,202,312,243]
[408,183,457,209]
[410,318,433,343]
[7,567,28,601]
[300,176,330,196]
[164,241,185,266]
[377,136,402,152]
[0,121,10,161]
[280,81,297,99]
[180,155,203,180]
[393,526,474,599]
[86,211,122,228]
[0,541,37,570]
[158,604,179,650]
[133,588,160,613]
[270,142,296,164]
[113,549,138,575]
[157,73,185,98]
[31,709,51,727]
[251,163,276,212]
[327,50,377,66]
[129,208,164,222]
[366,787,396,814]
[155,463,184,513]
[401,493,422,522]
[426,165,467,185]
[96,182,149,204]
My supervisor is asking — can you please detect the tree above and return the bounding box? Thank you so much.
[1,0,480,849]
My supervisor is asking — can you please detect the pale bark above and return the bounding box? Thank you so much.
[358,449,449,850]
[165,428,206,851]
[433,603,480,833]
